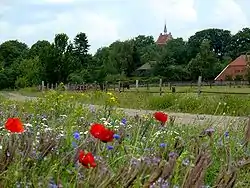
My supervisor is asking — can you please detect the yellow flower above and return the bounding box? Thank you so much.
[110,96,116,102]
[107,92,113,96]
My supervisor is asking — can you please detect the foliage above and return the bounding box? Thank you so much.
[0,91,249,187]
[1,27,250,89]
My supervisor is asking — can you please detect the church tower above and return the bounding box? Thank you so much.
[156,22,173,45]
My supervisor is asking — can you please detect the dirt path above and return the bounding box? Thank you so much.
[1,92,36,101]
[1,92,248,127]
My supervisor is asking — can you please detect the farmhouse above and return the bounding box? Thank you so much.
[156,23,173,45]
[214,55,250,81]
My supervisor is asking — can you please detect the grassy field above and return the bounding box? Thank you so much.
[9,86,250,117]
[0,91,249,187]
[127,85,250,94]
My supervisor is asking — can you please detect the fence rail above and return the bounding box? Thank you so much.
[37,79,250,95]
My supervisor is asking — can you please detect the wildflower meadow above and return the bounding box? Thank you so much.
[0,90,250,187]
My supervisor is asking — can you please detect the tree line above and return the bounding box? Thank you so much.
[1,27,250,89]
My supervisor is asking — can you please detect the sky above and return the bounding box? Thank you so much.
[0,0,250,54]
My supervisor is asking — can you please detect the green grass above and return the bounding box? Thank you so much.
[128,85,250,94]
[0,91,249,187]
[3,87,250,116]
[46,91,250,116]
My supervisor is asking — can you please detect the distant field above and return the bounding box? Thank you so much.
[124,85,250,94]
[2,85,250,99]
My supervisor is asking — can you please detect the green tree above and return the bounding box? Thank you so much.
[17,57,43,86]
[226,28,250,59]
[153,38,189,80]
[73,32,90,68]
[0,40,28,67]
[187,40,221,80]
[187,28,232,59]
[29,40,51,58]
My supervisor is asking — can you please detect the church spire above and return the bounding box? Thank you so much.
[163,21,167,34]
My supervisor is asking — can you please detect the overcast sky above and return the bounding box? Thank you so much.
[0,0,249,54]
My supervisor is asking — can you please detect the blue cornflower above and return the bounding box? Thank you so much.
[121,118,127,125]
[107,145,114,150]
[72,142,77,148]
[113,134,121,139]
[224,131,229,138]
[73,131,80,140]
[160,143,166,148]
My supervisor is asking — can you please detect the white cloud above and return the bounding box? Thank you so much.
[211,0,248,33]
[148,0,197,24]
[5,9,120,53]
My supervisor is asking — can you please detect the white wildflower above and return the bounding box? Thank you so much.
[44,127,52,132]
[24,123,32,127]
[60,115,67,118]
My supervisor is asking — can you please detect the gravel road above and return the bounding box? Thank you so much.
[1,92,248,127]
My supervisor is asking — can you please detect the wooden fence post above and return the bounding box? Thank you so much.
[197,76,202,96]
[136,80,139,92]
[159,79,162,95]
[42,81,45,92]
[118,81,121,92]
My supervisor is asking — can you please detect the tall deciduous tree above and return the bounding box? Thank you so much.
[226,28,250,59]
[187,40,221,80]
[0,40,28,67]
[187,29,232,59]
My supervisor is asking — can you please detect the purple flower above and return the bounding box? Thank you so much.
[169,152,178,158]
[204,127,215,137]
[72,142,77,148]
[224,131,229,138]
[113,134,120,139]
[73,131,80,140]
[107,145,114,150]
[205,127,215,133]
[121,118,127,125]
[160,143,166,148]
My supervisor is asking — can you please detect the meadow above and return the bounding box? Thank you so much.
[126,85,250,94]
[15,85,250,116]
[0,90,250,187]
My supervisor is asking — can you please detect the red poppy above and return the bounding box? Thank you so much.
[98,128,114,143]
[78,150,97,168]
[90,123,106,139]
[154,112,168,125]
[5,118,25,133]
[90,123,114,143]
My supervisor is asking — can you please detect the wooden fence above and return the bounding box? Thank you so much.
[38,78,250,95]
